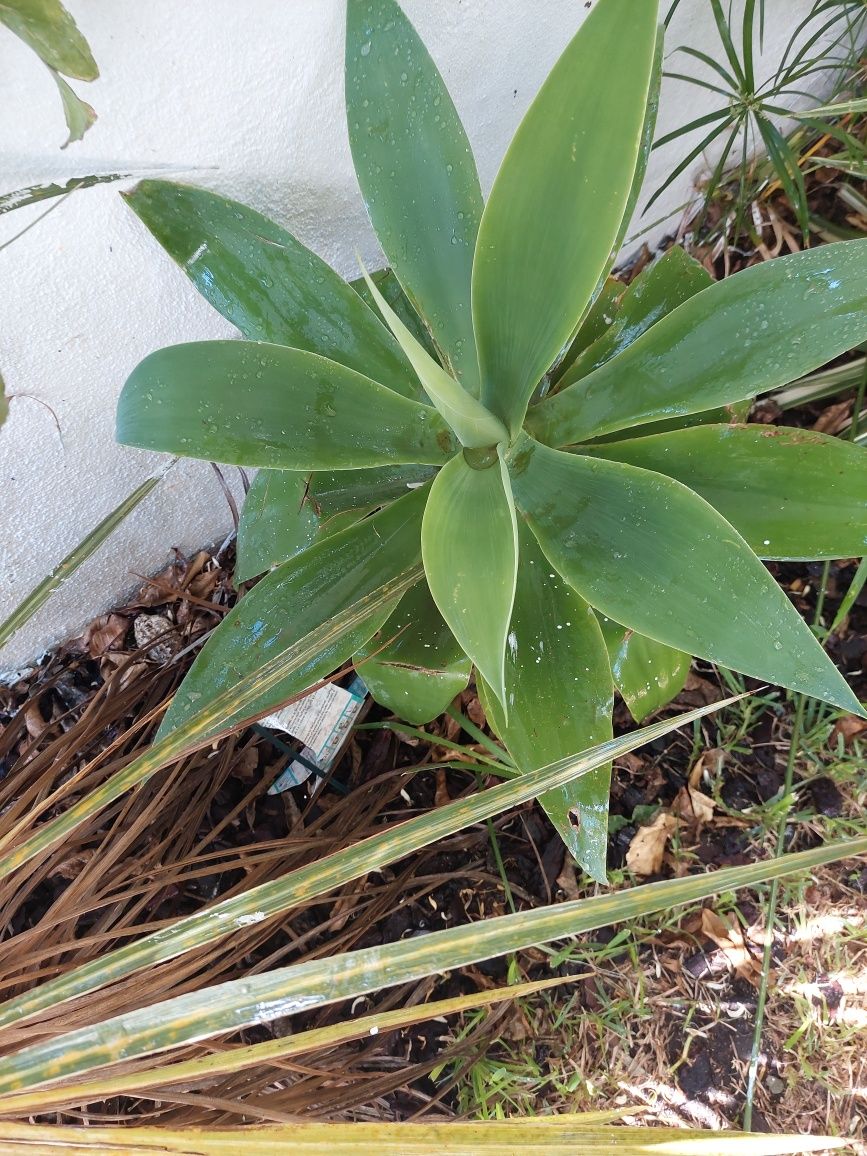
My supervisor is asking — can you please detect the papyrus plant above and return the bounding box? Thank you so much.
[117,0,867,880]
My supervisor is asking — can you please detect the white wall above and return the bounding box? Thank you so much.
[0,0,831,671]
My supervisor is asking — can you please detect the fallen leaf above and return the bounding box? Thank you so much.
[626,811,677,876]
[80,613,128,657]
[700,908,762,985]
[24,700,49,741]
[813,398,852,435]
[831,715,867,746]
[556,855,582,901]
[673,786,715,827]
[434,769,451,808]
[689,748,726,789]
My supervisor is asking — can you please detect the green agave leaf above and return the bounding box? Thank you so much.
[597,615,690,723]
[236,469,319,581]
[507,434,864,716]
[350,266,439,362]
[586,400,752,445]
[614,24,663,255]
[471,0,660,435]
[125,181,419,400]
[0,1120,849,1155]
[552,277,624,386]
[585,424,867,561]
[527,240,867,447]
[354,577,472,725]
[0,699,742,1031]
[422,450,518,711]
[346,0,483,392]
[477,523,614,883]
[557,247,713,390]
[117,340,458,470]
[158,487,429,740]
[236,470,364,582]
[359,263,506,448]
[309,463,436,519]
[4,832,864,1092]
[0,0,97,79]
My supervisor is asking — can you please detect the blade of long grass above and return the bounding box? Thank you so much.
[653,106,734,150]
[709,0,746,87]
[0,833,863,1091]
[742,0,757,89]
[0,563,423,874]
[794,96,867,117]
[646,115,737,212]
[830,556,867,635]
[0,1119,848,1155]
[0,174,130,215]
[0,462,174,652]
[0,696,743,1029]
[772,356,867,409]
[0,976,578,1112]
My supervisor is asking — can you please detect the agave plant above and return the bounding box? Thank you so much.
[117,0,867,880]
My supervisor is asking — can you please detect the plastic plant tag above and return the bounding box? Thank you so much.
[263,675,368,793]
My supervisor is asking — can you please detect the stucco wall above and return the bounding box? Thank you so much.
[0,0,832,671]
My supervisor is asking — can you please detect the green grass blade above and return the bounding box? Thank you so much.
[0,1119,849,1154]
[2,833,863,1091]
[0,698,742,1030]
[830,555,867,635]
[0,464,172,652]
[0,976,575,1111]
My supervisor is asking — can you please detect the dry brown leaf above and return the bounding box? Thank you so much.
[23,700,49,741]
[689,748,726,788]
[700,908,762,985]
[556,856,582,901]
[677,670,724,707]
[813,398,852,434]
[434,769,451,808]
[51,848,95,881]
[673,786,715,827]
[831,715,867,746]
[80,613,128,657]
[463,692,486,729]
[626,811,677,876]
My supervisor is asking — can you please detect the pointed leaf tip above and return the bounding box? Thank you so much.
[358,256,507,449]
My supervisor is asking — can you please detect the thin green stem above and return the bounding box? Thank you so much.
[446,705,517,768]
[486,817,517,916]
